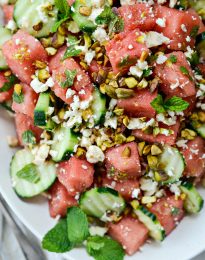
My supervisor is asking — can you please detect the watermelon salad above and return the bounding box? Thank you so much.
[1,0,205,258]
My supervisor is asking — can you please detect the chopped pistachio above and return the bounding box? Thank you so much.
[115,133,127,144]
[103,55,109,66]
[14,84,22,95]
[76,147,86,159]
[147,155,158,169]
[138,78,148,89]
[67,21,80,33]
[142,144,151,155]
[122,146,131,158]
[80,61,89,70]
[140,50,149,62]
[7,136,18,148]
[181,128,197,140]
[130,200,139,209]
[58,109,65,120]
[109,80,118,88]
[45,47,57,56]
[126,136,135,143]
[96,69,108,84]
[154,171,162,182]
[113,108,124,116]
[116,88,134,99]
[138,141,146,156]
[4,70,11,77]
[153,127,160,136]
[58,24,67,35]
[79,6,92,16]
[141,196,156,204]
[180,193,187,200]
[124,77,138,88]
[151,145,162,156]
[41,37,52,48]
[38,69,50,83]
[34,60,47,69]
[198,111,205,123]
[107,71,116,80]
[136,35,145,44]
[96,52,104,60]
[82,108,92,121]
[52,33,65,48]
[105,85,117,99]
[33,22,43,31]
[100,83,106,94]
[91,41,100,50]
[122,116,129,127]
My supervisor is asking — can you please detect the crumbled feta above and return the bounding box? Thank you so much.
[169,0,177,8]
[140,178,158,196]
[47,106,55,116]
[33,144,50,165]
[131,188,140,199]
[176,139,188,149]
[30,76,54,93]
[92,28,109,43]
[104,112,117,129]
[6,20,17,31]
[86,145,105,163]
[170,183,181,196]
[52,115,61,124]
[157,0,167,4]
[145,31,170,48]
[49,149,58,158]
[88,8,104,23]
[156,113,177,126]
[89,226,108,237]
[84,50,96,65]
[109,99,117,111]
[156,54,167,64]
[186,36,191,42]
[120,0,136,5]
[127,118,146,130]
[80,136,92,149]
[66,88,76,99]
[156,18,166,27]
[181,24,187,32]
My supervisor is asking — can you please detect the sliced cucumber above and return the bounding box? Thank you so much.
[50,126,79,162]
[190,0,205,20]
[10,149,57,198]
[79,187,125,221]
[34,93,56,131]
[133,205,165,241]
[92,87,106,125]
[14,0,58,38]
[196,32,205,60]
[71,0,97,33]
[191,120,205,139]
[0,27,12,70]
[158,146,185,185]
[180,182,204,214]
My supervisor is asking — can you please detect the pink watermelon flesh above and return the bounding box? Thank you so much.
[3,4,14,23]
[49,46,66,71]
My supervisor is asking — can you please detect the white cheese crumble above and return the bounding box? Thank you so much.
[89,226,108,237]
[131,188,140,199]
[181,24,187,32]
[66,88,76,99]
[140,178,158,196]
[84,50,96,65]
[156,54,167,64]
[104,112,117,129]
[33,144,50,165]
[145,31,170,48]
[176,139,188,149]
[92,28,109,43]
[6,20,17,31]
[86,145,105,163]
[170,183,181,196]
[156,18,166,27]
[120,0,136,5]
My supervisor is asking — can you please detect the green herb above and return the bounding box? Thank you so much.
[187,52,199,67]
[118,55,136,68]
[63,46,82,60]
[16,163,40,183]
[190,25,199,38]
[67,207,90,244]
[51,17,68,33]
[164,96,189,111]
[95,5,124,34]
[151,94,189,113]
[61,69,77,88]
[13,91,24,104]
[42,218,74,253]
[176,0,189,10]
[0,74,18,93]
[51,0,70,32]
[67,35,80,46]
[143,68,152,77]
[180,66,193,81]
[171,207,180,216]
[86,236,125,260]
[22,130,36,145]
[168,55,177,63]
[150,94,166,113]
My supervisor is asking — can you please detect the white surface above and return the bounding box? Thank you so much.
[1,109,205,260]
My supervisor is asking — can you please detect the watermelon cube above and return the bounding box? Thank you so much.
[2,30,48,84]
[108,216,148,255]
[15,113,43,146]
[117,89,157,118]
[180,137,205,178]
[105,30,150,74]
[132,120,180,146]
[57,156,94,196]
[3,4,14,24]
[12,83,38,118]
[0,72,13,103]
[150,196,184,235]
[197,64,205,78]
[154,51,196,98]
[105,142,141,180]
[49,46,66,71]
[49,180,78,218]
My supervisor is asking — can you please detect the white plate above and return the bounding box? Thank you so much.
[1,108,205,260]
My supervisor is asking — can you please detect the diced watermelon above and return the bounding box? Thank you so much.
[48,180,78,218]
[132,121,180,146]
[150,196,184,235]
[49,46,66,71]
[15,113,43,146]
[12,83,38,118]
[2,30,48,84]
[52,58,93,104]
[197,64,205,77]
[105,142,141,180]
[102,177,140,200]
[154,51,196,98]
[154,6,204,50]
[108,216,148,255]
[0,72,13,103]
[182,95,196,116]
[117,89,157,118]
[105,30,150,74]
[187,9,205,34]
[118,3,156,32]
[57,156,94,196]
[180,137,205,178]
[3,4,14,23]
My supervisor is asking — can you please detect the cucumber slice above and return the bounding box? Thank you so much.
[190,0,205,20]
[34,93,56,131]
[180,182,204,214]
[196,32,205,60]
[79,187,125,221]
[0,27,12,70]
[14,0,58,38]
[10,149,57,198]
[50,126,79,162]
[92,87,106,125]
[133,205,165,241]
[191,120,205,139]
[158,146,185,185]
[71,0,97,33]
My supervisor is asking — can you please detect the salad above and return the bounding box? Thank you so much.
[0,0,205,258]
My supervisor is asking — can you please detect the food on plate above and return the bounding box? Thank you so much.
[0,0,205,258]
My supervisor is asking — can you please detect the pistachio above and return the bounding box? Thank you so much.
[91,41,100,50]
[130,200,139,209]
[142,126,153,134]
[151,144,162,156]
[198,111,205,123]
[181,128,197,140]
[138,142,146,156]
[107,71,117,80]
[138,78,148,89]
[136,35,145,44]
[122,116,129,127]
[124,77,138,88]
[45,47,57,56]
[105,85,117,99]
[154,171,162,182]
[118,172,128,179]
[116,88,134,99]
[115,133,127,144]
[34,60,47,69]
[52,33,65,48]
[126,136,135,143]
[7,136,18,148]
[67,21,80,33]
[4,70,11,77]
[79,6,92,16]
[76,147,86,159]
[14,84,22,95]
[100,83,106,94]
[141,196,156,204]
[147,155,158,169]
[97,60,103,65]
[153,127,160,136]
[38,69,50,83]
[84,33,91,48]
[96,52,104,60]
[58,24,67,35]
[140,50,149,62]
[33,22,43,31]
[142,144,151,155]
[82,108,92,121]
[113,108,124,116]
[122,146,131,158]
[80,61,89,70]
[109,80,118,88]
[180,193,187,200]
[96,69,108,84]
[58,108,65,120]
[103,55,109,67]
[41,37,52,48]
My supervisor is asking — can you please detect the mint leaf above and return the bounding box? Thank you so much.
[16,163,40,183]
[42,219,74,253]
[164,96,189,111]
[0,74,18,93]
[150,94,166,113]
[190,25,199,38]
[55,0,70,16]
[67,35,80,46]
[13,91,24,104]
[86,236,125,260]
[67,207,90,244]
[63,46,82,60]
[143,68,152,77]
[180,66,193,81]
[51,17,68,33]
[171,207,180,216]
[22,130,36,145]
[168,54,177,63]
[187,52,199,67]
[61,69,77,88]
